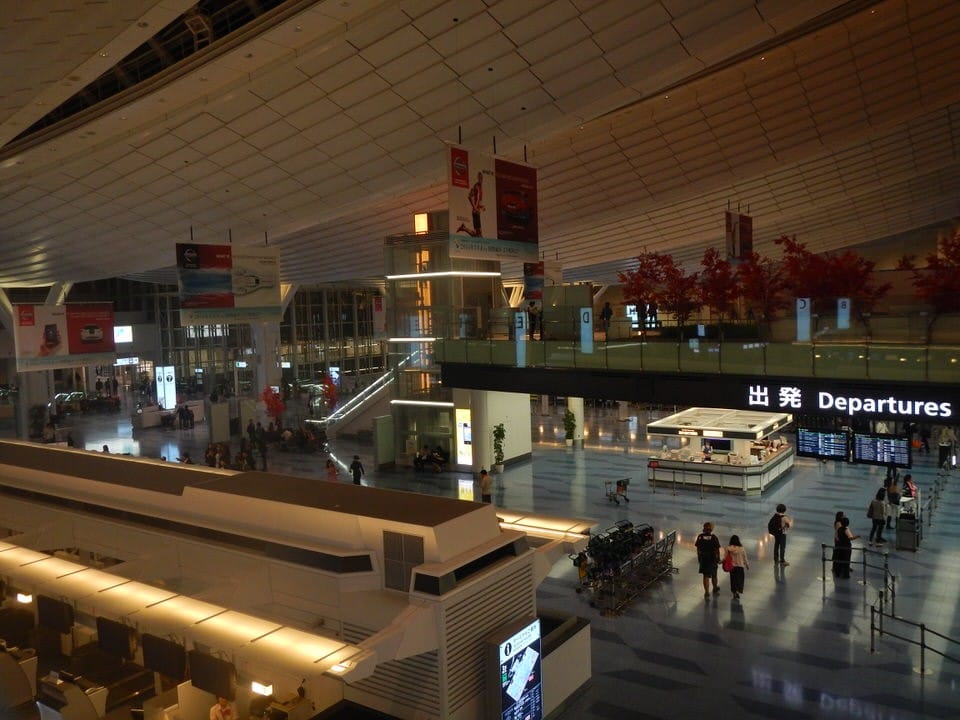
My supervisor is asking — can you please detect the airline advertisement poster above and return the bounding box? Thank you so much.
[177,243,281,324]
[14,303,116,371]
[448,146,538,261]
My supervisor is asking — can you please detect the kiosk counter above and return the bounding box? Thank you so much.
[646,407,795,496]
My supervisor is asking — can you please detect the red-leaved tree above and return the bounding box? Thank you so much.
[736,251,789,340]
[898,230,960,341]
[260,386,286,426]
[617,252,666,339]
[320,374,339,408]
[658,256,700,340]
[777,235,891,336]
[699,247,738,338]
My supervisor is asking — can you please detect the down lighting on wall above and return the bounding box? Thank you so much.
[386,271,501,280]
[390,400,455,408]
[251,681,273,696]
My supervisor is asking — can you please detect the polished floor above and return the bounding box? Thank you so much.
[10,396,960,720]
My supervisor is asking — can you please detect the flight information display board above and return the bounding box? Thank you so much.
[486,618,543,720]
[796,428,849,460]
[853,434,911,468]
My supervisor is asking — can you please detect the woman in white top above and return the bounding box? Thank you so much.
[725,535,750,599]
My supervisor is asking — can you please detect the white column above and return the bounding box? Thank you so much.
[470,389,490,473]
[567,396,584,448]
[251,322,281,393]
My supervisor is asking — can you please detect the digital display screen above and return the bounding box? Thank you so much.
[853,434,911,468]
[796,428,848,460]
[96,616,136,660]
[188,650,236,700]
[37,595,74,634]
[142,634,186,680]
[113,325,133,343]
[497,619,542,720]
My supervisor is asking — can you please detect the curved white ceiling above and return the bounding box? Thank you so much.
[1,0,958,288]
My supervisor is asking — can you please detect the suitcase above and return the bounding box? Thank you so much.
[897,513,918,551]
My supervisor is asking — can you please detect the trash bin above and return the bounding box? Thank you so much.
[897,513,919,551]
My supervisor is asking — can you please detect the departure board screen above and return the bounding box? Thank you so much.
[853,434,911,468]
[796,428,849,460]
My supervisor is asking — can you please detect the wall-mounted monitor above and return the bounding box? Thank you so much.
[113,325,133,344]
[37,595,74,634]
[796,428,849,460]
[188,650,237,700]
[852,433,911,468]
[142,634,186,680]
[96,616,137,661]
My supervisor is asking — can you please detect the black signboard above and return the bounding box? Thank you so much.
[796,428,849,460]
[852,434,911,468]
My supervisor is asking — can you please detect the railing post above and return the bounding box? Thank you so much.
[821,544,826,594]
[879,590,884,637]
[891,574,896,615]
[920,624,926,675]
[870,605,876,653]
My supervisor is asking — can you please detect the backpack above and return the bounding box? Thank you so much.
[767,514,781,535]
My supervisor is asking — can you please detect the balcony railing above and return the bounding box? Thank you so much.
[433,339,960,384]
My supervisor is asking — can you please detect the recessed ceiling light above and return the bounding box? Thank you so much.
[664,94,669,99]
[294,25,302,32]
[99,51,109,58]
[760,56,765,61]
[137,21,149,28]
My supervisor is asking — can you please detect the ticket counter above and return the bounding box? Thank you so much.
[646,407,795,496]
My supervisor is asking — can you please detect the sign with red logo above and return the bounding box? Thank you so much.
[13,303,115,372]
[450,147,470,189]
[448,146,538,261]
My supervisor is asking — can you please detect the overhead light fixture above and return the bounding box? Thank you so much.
[329,660,353,674]
[386,271,501,280]
[251,681,273,696]
[390,400,455,408]
[388,337,436,343]
[414,213,429,234]
[16,593,32,604]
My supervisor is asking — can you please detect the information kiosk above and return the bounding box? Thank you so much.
[646,408,794,495]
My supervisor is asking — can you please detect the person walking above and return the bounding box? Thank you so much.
[479,468,492,503]
[831,511,845,576]
[724,535,749,599]
[768,503,792,565]
[885,478,900,530]
[834,517,859,578]
[349,455,365,485]
[325,458,339,482]
[868,487,887,546]
[695,522,721,598]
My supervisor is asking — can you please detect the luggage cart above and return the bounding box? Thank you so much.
[603,477,631,504]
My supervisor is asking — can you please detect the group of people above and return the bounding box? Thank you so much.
[695,504,792,600]
[830,473,919,576]
[325,455,365,484]
[413,445,450,473]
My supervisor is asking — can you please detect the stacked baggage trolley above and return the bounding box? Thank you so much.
[571,520,677,615]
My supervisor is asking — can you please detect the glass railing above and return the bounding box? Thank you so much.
[433,339,960,384]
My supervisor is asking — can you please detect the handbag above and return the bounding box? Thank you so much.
[722,552,734,572]
[867,502,874,519]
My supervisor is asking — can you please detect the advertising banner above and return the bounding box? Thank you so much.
[14,303,116,371]
[449,146,538,261]
[725,211,753,259]
[177,243,281,324]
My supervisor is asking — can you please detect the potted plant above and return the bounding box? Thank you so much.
[563,409,576,447]
[492,423,506,474]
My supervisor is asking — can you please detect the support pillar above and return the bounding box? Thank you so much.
[251,322,281,394]
[470,389,490,473]
[567,396,584,448]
